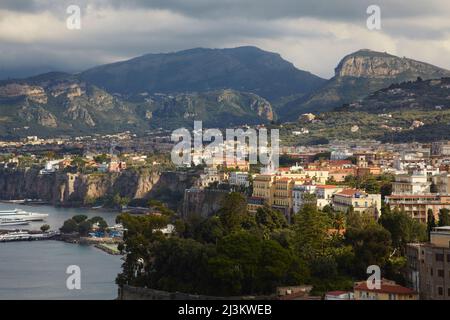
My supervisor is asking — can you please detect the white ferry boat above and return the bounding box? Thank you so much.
[0,209,48,221]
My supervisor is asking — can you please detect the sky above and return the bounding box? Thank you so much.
[0,0,449,79]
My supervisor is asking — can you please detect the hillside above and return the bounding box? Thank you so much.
[280,77,450,145]
[0,73,274,137]
[279,49,450,119]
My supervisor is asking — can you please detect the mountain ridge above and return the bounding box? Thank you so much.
[278,49,450,119]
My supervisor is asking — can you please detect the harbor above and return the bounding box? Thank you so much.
[0,203,122,300]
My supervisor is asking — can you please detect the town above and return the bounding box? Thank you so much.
[2,131,450,300]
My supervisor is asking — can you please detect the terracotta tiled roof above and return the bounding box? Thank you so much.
[316,185,338,189]
[326,290,350,296]
[354,282,416,295]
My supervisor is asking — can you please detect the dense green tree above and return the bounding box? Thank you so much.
[379,208,427,252]
[218,192,248,233]
[40,224,50,233]
[89,216,108,232]
[60,219,78,234]
[427,209,436,239]
[255,205,288,238]
[72,214,88,224]
[438,208,450,226]
[116,213,170,287]
[78,220,93,236]
[345,223,392,277]
[293,204,331,261]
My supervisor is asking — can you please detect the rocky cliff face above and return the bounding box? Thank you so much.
[0,168,198,208]
[335,49,450,78]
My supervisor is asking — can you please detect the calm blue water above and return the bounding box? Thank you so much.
[0,203,123,300]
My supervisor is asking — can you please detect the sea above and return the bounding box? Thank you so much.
[0,203,123,300]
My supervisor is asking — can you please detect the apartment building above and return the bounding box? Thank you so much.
[385,194,450,223]
[332,189,381,217]
[392,173,430,195]
[406,227,450,300]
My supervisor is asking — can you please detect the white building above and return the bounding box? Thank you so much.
[229,172,249,187]
[292,184,317,213]
[315,185,344,209]
[392,173,430,195]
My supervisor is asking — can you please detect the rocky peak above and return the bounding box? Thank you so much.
[335,49,450,78]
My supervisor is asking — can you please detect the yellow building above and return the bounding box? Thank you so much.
[354,279,418,300]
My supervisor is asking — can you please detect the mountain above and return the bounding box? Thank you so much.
[79,46,325,102]
[0,73,274,137]
[279,49,450,119]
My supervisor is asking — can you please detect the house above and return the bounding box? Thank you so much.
[332,189,381,217]
[325,291,354,300]
[353,279,418,300]
[315,185,343,209]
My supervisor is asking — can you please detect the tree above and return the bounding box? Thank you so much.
[438,208,450,226]
[72,214,88,224]
[345,223,392,278]
[427,209,436,240]
[430,182,438,193]
[218,192,248,233]
[94,154,109,164]
[379,208,427,253]
[78,220,93,236]
[89,216,108,231]
[293,204,331,261]
[255,205,288,238]
[60,219,78,234]
[40,224,50,233]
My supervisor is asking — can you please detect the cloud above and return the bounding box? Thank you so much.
[0,1,449,79]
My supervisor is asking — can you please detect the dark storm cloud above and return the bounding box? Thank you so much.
[0,0,449,79]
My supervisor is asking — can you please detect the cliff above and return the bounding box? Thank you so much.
[0,168,198,208]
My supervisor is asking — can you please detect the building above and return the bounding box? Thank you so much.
[292,183,317,214]
[356,166,382,177]
[433,173,450,194]
[406,227,450,300]
[315,185,343,209]
[353,279,418,300]
[385,194,450,223]
[392,173,431,195]
[332,189,381,217]
[229,172,249,187]
[324,291,354,300]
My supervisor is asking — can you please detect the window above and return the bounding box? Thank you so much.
[438,287,443,296]
[438,269,444,278]
[448,288,450,297]
[436,253,444,262]
[447,254,450,263]
[431,268,433,276]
